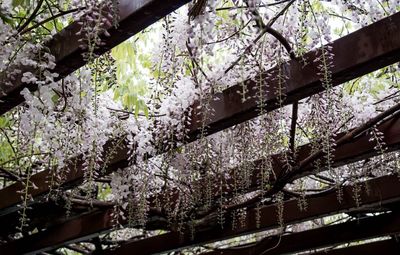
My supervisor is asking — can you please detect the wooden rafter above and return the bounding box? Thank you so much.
[0,5,399,254]
[0,0,190,115]
[202,211,400,255]
[0,109,399,240]
[97,175,400,255]
[0,143,400,255]
[0,12,399,216]
[306,239,400,255]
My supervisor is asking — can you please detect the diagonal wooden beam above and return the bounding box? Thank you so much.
[1,175,399,254]
[188,12,400,136]
[0,109,398,238]
[305,239,400,255]
[202,211,400,255]
[0,12,399,216]
[208,238,400,255]
[0,0,191,115]
[2,118,400,255]
[98,174,400,255]
[0,209,115,255]
[150,114,400,219]
[0,113,399,253]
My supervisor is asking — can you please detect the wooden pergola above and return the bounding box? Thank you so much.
[0,1,400,254]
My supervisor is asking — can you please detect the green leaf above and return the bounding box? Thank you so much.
[0,12,13,25]
[0,116,9,128]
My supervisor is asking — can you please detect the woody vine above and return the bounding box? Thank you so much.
[0,0,399,252]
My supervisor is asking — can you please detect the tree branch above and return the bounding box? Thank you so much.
[222,0,296,75]
[0,166,21,181]
[205,20,252,45]
[68,197,115,208]
[186,40,211,83]
[107,107,166,118]
[17,0,44,33]
[215,0,293,12]
[297,102,400,173]
[19,7,84,36]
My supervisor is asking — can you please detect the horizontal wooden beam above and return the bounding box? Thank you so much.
[216,115,400,201]
[189,11,400,136]
[0,201,71,239]
[307,239,400,255]
[0,12,399,216]
[0,209,114,255]
[0,0,190,115]
[99,174,400,254]
[202,211,400,255]
[0,110,400,238]
[0,113,399,251]
[1,175,400,254]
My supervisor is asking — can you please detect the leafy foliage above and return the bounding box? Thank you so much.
[0,0,399,253]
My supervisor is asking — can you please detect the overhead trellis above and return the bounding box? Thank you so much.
[0,0,399,254]
[1,11,399,214]
[0,0,191,115]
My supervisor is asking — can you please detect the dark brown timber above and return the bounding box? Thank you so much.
[202,211,400,255]
[0,12,399,216]
[0,0,190,115]
[2,172,399,254]
[99,175,400,254]
[305,239,400,255]
[1,114,400,253]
